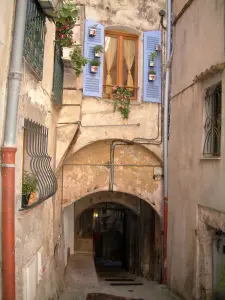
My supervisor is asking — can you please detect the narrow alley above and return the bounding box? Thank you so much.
[1,0,225,299]
[59,254,180,300]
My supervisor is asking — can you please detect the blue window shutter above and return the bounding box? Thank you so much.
[143,31,162,103]
[83,19,104,97]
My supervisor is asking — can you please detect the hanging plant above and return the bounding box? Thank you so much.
[90,58,101,73]
[113,86,131,119]
[93,45,104,58]
[89,24,97,37]
[54,2,79,47]
[70,46,89,76]
[150,51,157,67]
[149,70,156,81]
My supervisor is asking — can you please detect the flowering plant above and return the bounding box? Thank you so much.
[55,3,78,47]
[112,86,131,119]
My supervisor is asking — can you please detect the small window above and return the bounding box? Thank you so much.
[103,31,138,100]
[23,0,46,80]
[203,83,222,156]
[22,119,57,209]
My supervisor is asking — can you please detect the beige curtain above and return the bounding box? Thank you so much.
[105,37,117,94]
[123,39,135,90]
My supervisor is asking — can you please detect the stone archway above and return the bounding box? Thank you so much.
[58,139,163,216]
[62,191,162,281]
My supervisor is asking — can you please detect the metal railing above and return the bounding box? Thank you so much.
[52,44,64,105]
[23,119,57,209]
[203,83,221,156]
[23,0,46,79]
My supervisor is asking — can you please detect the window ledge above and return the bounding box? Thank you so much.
[100,98,141,105]
[200,156,221,161]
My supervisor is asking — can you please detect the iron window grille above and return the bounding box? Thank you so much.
[203,83,222,156]
[52,44,64,105]
[23,0,46,80]
[22,119,57,209]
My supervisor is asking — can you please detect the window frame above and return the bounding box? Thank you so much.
[23,0,46,80]
[203,82,222,157]
[103,30,139,100]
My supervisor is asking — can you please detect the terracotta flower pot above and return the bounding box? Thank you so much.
[28,192,36,206]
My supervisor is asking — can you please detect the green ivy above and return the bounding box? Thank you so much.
[22,171,37,195]
[70,46,89,77]
[113,86,131,119]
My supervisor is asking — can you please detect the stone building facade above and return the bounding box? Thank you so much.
[168,0,225,299]
[0,0,165,299]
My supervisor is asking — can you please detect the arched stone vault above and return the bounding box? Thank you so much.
[58,140,163,216]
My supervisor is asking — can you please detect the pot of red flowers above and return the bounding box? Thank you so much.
[55,12,76,48]
[89,25,97,37]
[149,70,156,81]
[112,86,131,119]
[94,45,104,58]
[90,59,101,73]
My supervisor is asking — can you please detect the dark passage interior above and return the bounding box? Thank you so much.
[74,194,162,282]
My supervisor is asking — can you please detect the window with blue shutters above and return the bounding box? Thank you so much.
[83,19,104,97]
[143,31,162,103]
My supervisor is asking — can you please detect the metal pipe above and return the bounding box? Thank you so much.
[1,0,28,299]
[163,0,172,285]
[57,121,141,128]
[3,0,28,146]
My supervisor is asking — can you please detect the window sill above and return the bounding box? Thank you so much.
[100,98,141,105]
[200,156,221,161]
[17,201,45,219]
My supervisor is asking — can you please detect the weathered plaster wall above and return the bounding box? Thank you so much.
[14,19,64,300]
[57,0,165,168]
[62,140,163,215]
[172,0,225,96]
[168,1,225,298]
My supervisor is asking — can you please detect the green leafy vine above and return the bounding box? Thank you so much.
[113,86,131,119]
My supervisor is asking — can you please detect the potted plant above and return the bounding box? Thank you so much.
[93,45,104,58]
[150,51,157,67]
[22,171,37,208]
[90,58,101,73]
[70,46,89,76]
[155,44,161,51]
[55,3,79,48]
[149,70,156,81]
[89,24,97,37]
[112,86,131,119]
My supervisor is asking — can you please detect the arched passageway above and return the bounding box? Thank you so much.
[63,191,162,283]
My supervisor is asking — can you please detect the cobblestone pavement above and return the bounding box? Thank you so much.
[59,254,181,300]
